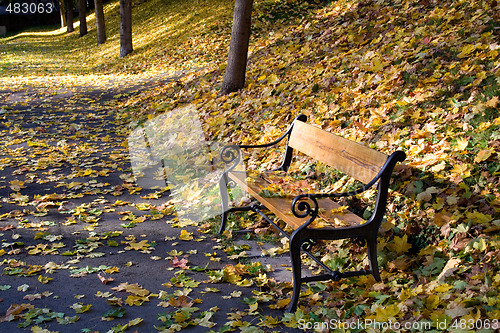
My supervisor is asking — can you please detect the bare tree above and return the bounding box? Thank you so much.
[66,0,74,32]
[78,0,87,37]
[120,0,133,57]
[94,0,106,45]
[220,0,253,95]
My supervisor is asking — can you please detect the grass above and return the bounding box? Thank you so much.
[0,0,234,77]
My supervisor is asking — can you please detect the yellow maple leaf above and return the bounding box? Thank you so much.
[128,318,143,326]
[11,192,29,202]
[485,96,499,108]
[450,163,472,179]
[38,275,53,284]
[458,44,476,58]
[132,216,147,223]
[374,303,400,321]
[112,282,150,296]
[425,294,440,310]
[135,203,151,211]
[66,181,82,189]
[125,240,150,251]
[235,279,252,287]
[399,288,417,302]
[387,234,412,255]
[434,283,453,293]
[125,295,150,306]
[331,206,349,215]
[454,138,469,151]
[477,121,492,131]
[104,267,120,274]
[179,230,193,241]
[173,310,190,323]
[71,303,92,313]
[474,149,494,163]
[371,57,384,72]
[267,74,279,84]
[9,180,26,191]
[269,298,290,309]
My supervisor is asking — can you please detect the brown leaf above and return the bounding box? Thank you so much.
[23,294,42,301]
[98,273,114,285]
[0,225,15,231]
[168,295,194,308]
[0,303,33,322]
[450,233,470,252]
[111,282,149,296]
[437,258,461,283]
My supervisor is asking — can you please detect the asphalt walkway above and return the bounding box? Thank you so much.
[0,75,302,332]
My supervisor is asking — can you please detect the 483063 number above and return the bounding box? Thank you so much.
[6,2,54,14]
[450,319,499,330]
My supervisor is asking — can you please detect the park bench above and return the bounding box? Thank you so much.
[218,115,406,312]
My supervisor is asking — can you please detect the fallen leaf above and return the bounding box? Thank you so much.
[171,257,189,269]
[179,230,194,241]
[98,273,114,285]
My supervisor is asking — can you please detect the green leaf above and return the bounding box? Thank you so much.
[102,307,127,318]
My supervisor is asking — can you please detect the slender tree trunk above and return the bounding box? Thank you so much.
[78,0,87,37]
[59,0,67,28]
[220,0,253,95]
[94,0,106,45]
[66,0,74,32]
[119,0,133,57]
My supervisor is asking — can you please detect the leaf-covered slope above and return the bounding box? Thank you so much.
[129,0,500,324]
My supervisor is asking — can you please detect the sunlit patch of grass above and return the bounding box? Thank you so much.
[0,0,233,79]
[2,28,67,39]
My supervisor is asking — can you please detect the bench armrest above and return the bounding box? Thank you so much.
[220,114,307,169]
[219,129,289,163]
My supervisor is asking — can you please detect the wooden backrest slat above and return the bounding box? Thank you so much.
[288,121,388,184]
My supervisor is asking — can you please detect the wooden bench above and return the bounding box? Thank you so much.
[218,115,406,312]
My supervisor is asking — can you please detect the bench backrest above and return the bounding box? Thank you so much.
[288,120,388,184]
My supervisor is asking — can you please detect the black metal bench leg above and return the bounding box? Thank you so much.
[287,235,303,313]
[218,173,230,234]
[367,236,381,281]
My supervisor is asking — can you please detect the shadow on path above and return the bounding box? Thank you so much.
[0,74,301,332]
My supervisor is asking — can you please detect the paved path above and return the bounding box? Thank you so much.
[0,75,301,332]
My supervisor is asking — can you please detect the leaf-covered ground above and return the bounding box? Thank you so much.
[1,0,500,332]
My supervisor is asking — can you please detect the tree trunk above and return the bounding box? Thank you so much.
[119,0,133,57]
[94,0,106,45]
[78,0,87,37]
[220,0,253,95]
[59,0,67,28]
[66,0,74,32]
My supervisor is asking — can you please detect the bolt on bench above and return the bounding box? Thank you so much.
[218,115,406,312]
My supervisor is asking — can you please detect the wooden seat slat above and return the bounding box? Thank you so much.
[288,121,388,184]
[229,171,364,230]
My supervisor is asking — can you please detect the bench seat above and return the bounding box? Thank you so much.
[228,170,365,230]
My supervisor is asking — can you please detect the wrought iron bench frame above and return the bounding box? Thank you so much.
[218,114,406,312]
